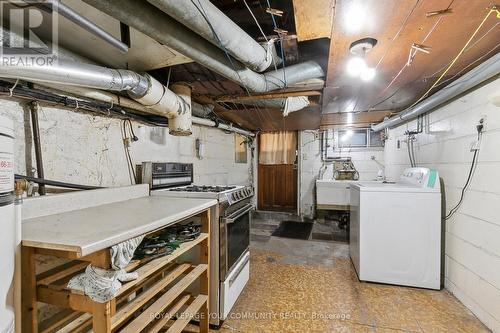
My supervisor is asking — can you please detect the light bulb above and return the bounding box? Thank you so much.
[360,67,376,81]
[346,57,366,77]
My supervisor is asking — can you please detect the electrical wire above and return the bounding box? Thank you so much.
[121,119,137,184]
[424,21,500,80]
[0,80,162,125]
[265,0,287,86]
[375,0,421,70]
[445,131,482,220]
[243,0,268,42]
[371,0,451,107]
[432,42,500,89]
[190,0,280,131]
[408,6,500,108]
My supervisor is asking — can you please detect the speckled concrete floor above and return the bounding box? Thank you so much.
[208,221,490,333]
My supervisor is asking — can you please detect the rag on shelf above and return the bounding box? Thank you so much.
[67,235,144,303]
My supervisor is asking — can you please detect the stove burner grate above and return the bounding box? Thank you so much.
[168,185,237,193]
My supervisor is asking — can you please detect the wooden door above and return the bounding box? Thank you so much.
[258,164,297,212]
[257,133,298,212]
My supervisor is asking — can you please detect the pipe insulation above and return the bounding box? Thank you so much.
[372,52,500,132]
[168,83,192,136]
[34,83,255,137]
[235,96,310,115]
[0,56,149,96]
[147,0,276,72]
[0,56,192,135]
[82,0,324,93]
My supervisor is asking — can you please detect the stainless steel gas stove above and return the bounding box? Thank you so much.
[143,162,253,325]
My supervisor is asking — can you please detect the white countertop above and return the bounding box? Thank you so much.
[22,196,217,257]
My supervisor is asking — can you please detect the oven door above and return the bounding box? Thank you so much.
[221,202,253,279]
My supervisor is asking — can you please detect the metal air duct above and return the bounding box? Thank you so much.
[372,52,500,131]
[147,0,276,72]
[0,56,191,135]
[82,0,324,93]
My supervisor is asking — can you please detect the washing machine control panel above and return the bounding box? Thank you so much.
[400,168,439,189]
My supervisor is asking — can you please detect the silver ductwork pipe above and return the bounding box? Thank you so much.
[0,56,193,135]
[372,52,500,132]
[229,96,310,115]
[147,0,275,72]
[82,0,324,93]
[193,117,255,137]
[0,56,149,96]
[192,103,214,118]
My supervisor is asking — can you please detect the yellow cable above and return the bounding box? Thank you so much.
[409,6,500,108]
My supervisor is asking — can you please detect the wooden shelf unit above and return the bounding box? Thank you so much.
[23,209,211,333]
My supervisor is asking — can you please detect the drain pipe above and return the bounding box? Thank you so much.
[372,52,500,132]
[29,101,46,195]
[0,57,192,135]
[82,0,324,93]
[147,0,276,72]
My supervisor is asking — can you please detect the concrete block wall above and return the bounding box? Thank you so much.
[0,98,252,188]
[299,131,384,218]
[0,98,253,321]
[383,78,500,332]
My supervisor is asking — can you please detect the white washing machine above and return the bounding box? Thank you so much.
[350,168,441,290]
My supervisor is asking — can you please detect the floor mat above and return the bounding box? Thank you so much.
[311,232,348,243]
[271,221,313,240]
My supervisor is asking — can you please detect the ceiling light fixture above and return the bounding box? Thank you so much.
[346,57,366,77]
[347,38,378,81]
[360,67,376,81]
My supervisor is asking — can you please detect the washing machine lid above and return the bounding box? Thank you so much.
[353,181,440,193]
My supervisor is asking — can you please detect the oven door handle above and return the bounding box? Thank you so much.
[222,203,254,224]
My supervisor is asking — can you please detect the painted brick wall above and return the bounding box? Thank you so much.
[383,79,500,332]
[299,131,384,218]
[0,99,252,188]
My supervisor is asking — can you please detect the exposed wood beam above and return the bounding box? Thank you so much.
[321,110,392,127]
[216,90,321,103]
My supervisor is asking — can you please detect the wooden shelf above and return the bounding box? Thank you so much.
[118,265,208,333]
[165,295,208,333]
[118,233,209,297]
[26,209,211,333]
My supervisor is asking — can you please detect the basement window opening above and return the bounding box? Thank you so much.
[322,128,384,160]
